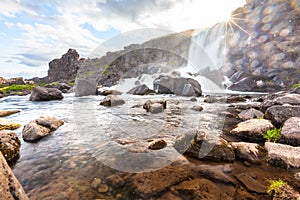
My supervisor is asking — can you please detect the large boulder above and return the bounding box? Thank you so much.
[265,105,300,127]
[230,119,274,142]
[265,142,300,169]
[99,95,125,107]
[0,130,21,163]
[0,110,20,117]
[127,84,154,95]
[29,86,64,101]
[0,152,29,200]
[153,75,202,97]
[281,117,300,146]
[74,79,97,97]
[0,118,21,130]
[22,116,64,142]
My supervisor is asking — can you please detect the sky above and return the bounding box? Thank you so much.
[0,0,245,79]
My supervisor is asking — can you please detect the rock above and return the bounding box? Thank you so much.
[268,183,300,200]
[75,79,97,97]
[127,84,154,95]
[226,95,247,103]
[48,49,81,83]
[0,110,20,117]
[204,96,218,103]
[190,105,203,112]
[230,119,274,142]
[0,130,21,163]
[130,165,192,198]
[238,108,264,120]
[190,97,197,102]
[265,142,300,169]
[97,184,109,193]
[231,142,265,164]
[105,174,125,189]
[281,117,300,146]
[0,118,21,130]
[265,105,300,127]
[274,93,300,106]
[54,83,72,92]
[98,90,122,96]
[292,86,300,94]
[234,173,267,194]
[143,99,167,113]
[153,75,202,97]
[148,139,167,150]
[186,135,235,162]
[22,116,64,142]
[29,86,64,101]
[99,95,125,107]
[0,152,29,200]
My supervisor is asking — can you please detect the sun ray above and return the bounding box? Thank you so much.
[228,20,235,33]
[230,20,255,39]
[231,17,248,21]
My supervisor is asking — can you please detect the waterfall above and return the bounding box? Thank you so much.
[181,22,229,93]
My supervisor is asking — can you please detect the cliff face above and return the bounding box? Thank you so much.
[47,49,82,83]
[225,0,300,91]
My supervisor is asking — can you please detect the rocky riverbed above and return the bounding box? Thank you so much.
[0,85,300,199]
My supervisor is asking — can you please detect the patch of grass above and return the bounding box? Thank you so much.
[68,81,75,86]
[0,84,37,94]
[267,179,287,196]
[102,65,111,75]
[292,81,300,89]
[263,128,281,143]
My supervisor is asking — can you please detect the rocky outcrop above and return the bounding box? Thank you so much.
[99,95,125,107]
[281,117,300,146]
[265,142,300,169]
[29,86,64,101]
[22,116,64,141]
[0,110,20,117]
[47,49,82,83]
[0,118,21,130]
[153,75,202,97]
[230,119,274,142]
[0,152,29,200]
[0,130,21,163]
[225,0,300,91]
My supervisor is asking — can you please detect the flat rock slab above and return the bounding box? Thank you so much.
[281,117,300,146]
[0,152,29,200]
[130,165,192,198]
[0,110,20,117]
[234,173,267,194]
[0,130,21,163]
[0,118,21,130]
[230,119,274,142]
[265,142,300,169]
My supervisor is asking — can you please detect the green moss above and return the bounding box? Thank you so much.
[292,81,300,89]
[102,65,111,75]
[0,84,37,94]
[267,179,287,196]
[68,81,75,86]
[263,128,281,143]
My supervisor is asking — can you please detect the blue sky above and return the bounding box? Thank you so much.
[0,0,245,78]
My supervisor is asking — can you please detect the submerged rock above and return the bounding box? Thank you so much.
[22,116,64,142]
[281,117,300,146]
[143,99,167,113]
[29,86,64,101]
[0,130,21,163]
[99,95,125,107]
[0,118,21,130]
[0,110,20,117]
[230,119,274,142]
[265,142,300,169]
[0,152,29,200]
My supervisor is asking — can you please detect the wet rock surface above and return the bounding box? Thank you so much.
[0,130,21,163]
[281,117,300,146]
[0,110,20,117]
[0,118,21,130]
[231,142,265,164]
[265,105,300,127]
[99,95,125,107]
[29,86,64,101]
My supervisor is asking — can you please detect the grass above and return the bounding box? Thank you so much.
[0,84,38,94]
[292,81,300,89]
[102,65,111,75]
[267,179,287,196]
[263,128,281,143]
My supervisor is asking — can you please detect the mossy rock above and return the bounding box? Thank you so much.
[0,118,21,130]
[0,130,21,163]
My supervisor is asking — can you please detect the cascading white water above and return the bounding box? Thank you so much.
[179,22,228,93]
